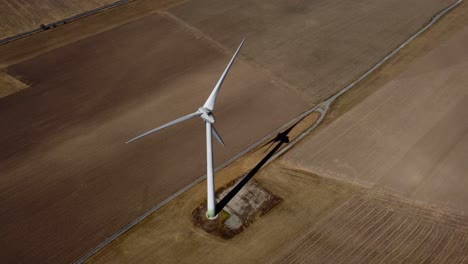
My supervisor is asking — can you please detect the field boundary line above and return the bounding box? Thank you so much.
[160,11,311,102]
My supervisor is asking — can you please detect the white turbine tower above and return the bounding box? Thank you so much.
[127,38,245,219]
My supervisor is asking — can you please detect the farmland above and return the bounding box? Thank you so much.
[0,0,466,263]
[88,1,468,263]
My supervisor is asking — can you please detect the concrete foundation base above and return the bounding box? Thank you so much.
[193,177,282,239]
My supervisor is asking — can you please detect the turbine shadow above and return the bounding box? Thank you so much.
[215,122,299,215]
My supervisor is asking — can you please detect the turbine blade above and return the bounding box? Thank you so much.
[127,111,201,143]
[203,38,245,111]
[212,125,225,147]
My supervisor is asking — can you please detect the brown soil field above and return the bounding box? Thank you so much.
[0,0,118,39]
[0,14,309,263]
[281,3,468,214]
[270,193,468,264]
[169,0,456,103]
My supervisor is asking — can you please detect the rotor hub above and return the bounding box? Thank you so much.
[198,107,215,123]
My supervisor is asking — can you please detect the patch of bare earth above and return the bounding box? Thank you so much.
[193,178,282,239]
[0,70,28,98]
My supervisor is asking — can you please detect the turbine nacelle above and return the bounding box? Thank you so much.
[198,107,215,124]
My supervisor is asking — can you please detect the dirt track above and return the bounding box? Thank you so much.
[0,0,461,263]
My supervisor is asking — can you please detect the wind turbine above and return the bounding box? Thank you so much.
[127,38,245,219]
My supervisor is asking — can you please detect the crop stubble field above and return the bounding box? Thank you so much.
[271,193,468,264]
[0,0,463,263]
